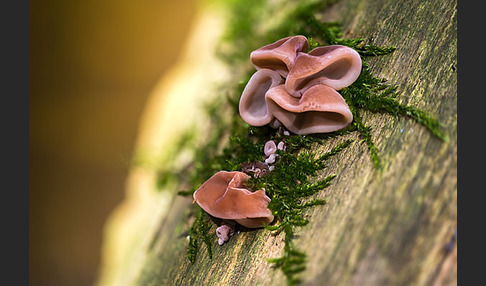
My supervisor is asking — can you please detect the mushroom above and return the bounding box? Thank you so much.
[265,153,277,164]
[239,70,353,135]
[285,45,362,97]
[264,140,277,156]
[250,35,309,77]
[193,171,274,228]
[265,84,353,135]
[216,222,235,245]
[240,38,360,135]
[239,69,283,126]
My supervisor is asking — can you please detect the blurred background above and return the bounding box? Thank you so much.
[29,0,199,285]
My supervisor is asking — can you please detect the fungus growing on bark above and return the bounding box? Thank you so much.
[239,70,353,135]
[239,37,362,135]
[193,171,274,228]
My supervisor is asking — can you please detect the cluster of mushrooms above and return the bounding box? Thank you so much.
[192,36,362,245]
[239,35,362,135]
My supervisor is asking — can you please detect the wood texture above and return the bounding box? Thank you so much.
[131,0,457,285]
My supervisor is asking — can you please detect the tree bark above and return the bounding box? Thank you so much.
[99,0,457,285]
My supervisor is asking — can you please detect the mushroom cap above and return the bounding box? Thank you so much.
[250,35,309,77]
[193,171,274,228]
[266,84,353,135]
[264,140,277,156]
[285,45,362,97]
[239,69,283,126]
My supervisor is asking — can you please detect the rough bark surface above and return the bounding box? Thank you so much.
[134,0,457,285]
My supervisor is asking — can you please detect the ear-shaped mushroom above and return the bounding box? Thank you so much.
[250,35,309,77]
[266,84,353,135]
[193,171,274,228]
[285,45,362,97]
[239,69,283,126]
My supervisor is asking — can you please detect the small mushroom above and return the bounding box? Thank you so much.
[264,140,277,156]
[193,171,274,228]
[285,45,362,97]
[265,153,277,164]
[216,222,235,245]
[250,35,309,77]
[239,69,284,126]
[265,84,353,135]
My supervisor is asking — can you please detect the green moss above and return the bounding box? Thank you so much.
[187,206,213,263]
[153,0,447,285]
[252,140,352,285]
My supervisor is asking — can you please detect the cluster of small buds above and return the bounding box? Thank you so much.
[264,140,286,167]
[239,139,287,178]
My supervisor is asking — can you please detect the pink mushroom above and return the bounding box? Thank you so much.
[239,70,353,135]
[216,223,235,245]
[285,45,362,97]
[264,140,277,156]
[193,171,274,228]
[239,38,361,135]
[265,84,353,135]
[250,35,309,77]
[239,69,283,126]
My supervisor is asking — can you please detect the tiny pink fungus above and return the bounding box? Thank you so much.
[277,141,286,151]
[285,45,362,97]
[216,223,235,245]
[250,35,309,77]
[265,153,277,164]
[264,140,277,156]
[193,171,274,228]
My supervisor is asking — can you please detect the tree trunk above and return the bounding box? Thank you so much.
[97,0,457,285]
